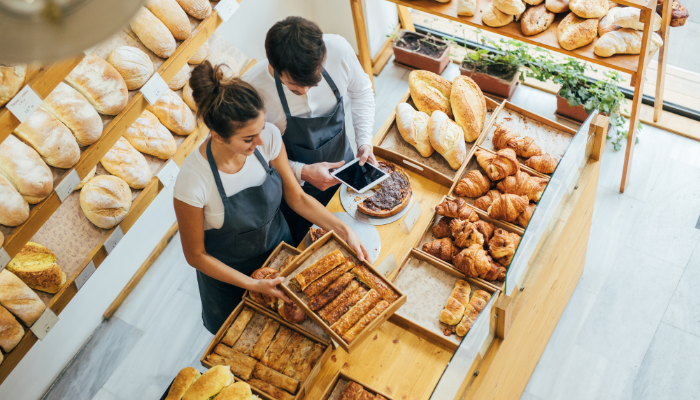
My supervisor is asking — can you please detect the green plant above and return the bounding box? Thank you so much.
[460,31,546,82]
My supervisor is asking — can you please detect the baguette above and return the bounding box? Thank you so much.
[248,378,294,400]
[14,107,80,169]
[331,289,382,336]
[308,272,355,311]
[175,0,212,19]
[41,82,103,146]
[0,174,29,227]
[124,110,177,159]
[318,280,361,321]
[6,242,66,294]
[146,89,196,135]
[107,46,154,91]
[130,7,177,59]
[342,300,390,343]
[0,65,25,108]
[0,305,23,352]
[253,363,299,394]
[0,135,52,204]
[303,259,354,297]
[221,307,254,347]
[262,326,292,367]
[395,103,433,157]
[322,284,367,325]
[408,70,452,118]
[291,343,325,381]
[206,352,257,381]
[283,338,315,378]
[101,137,153,189]
[269,332,303,372]
[251,319,280,360]
[351,265,399,303]
[289,249,344,292]
[64,54,128,116]
[164,367,200,400]
[0,269,46,326]
[146,0,191,41]
[188,42,209,64]
[594,29,663,57]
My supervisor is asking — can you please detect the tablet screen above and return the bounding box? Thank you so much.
[333,161,387,192]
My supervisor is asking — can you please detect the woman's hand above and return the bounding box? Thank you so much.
[343,228,371,263]
[253,277,291,303]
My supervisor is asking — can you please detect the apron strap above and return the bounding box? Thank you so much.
[321,68,342,104]
[206,139,229,201]
[273,70,292,118]
[252,147,271,173]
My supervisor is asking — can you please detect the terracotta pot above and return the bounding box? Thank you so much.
[556,92,590,123]
[459,63,519,100]
[392,30,451,75]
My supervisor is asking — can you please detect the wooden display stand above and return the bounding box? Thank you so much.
[351,0,673,193]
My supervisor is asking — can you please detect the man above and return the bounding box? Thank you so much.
[243,16,376,245]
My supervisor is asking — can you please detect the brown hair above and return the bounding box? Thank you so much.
[265,16,326,87]
[189,60,264,140]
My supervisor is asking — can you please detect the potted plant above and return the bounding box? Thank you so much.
[389,26,451,74]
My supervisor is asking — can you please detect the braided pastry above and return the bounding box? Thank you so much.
[432,217,453,239]
[435,198,479,221]
[488,193,529,222]
[517,203,536,229]
[474,190,501,211]
[476,149,519,181]
[422,237,458,262]
[455,170,491,198]
[496,170,548,203]
[456,290,492,336]
[525,153,558,174]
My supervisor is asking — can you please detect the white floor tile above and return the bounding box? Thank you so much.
[520,391,544,400]
[91,388,123,400]
[662,242,700,336]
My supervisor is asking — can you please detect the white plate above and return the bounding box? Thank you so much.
[305,212,381,263]
[339,185,414,226]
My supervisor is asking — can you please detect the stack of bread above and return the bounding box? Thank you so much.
[595,5,663,57]
[397,70,487,170]
[439,280,492,337]
[205,306,327,400]
[165,365,261,400]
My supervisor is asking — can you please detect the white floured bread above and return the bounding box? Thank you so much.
[594,28,663,57]
[524,0,544,5]
[107,46,155,91]
[451,75,486,143]
[545,0,570,13]
[395,103,433,157]
[125,110,177,159]
[0,65,26,108]
[522,3,556,35]
[599,8,623,35]
[428,111,467,170]
[494,0,526,15]
[183,80,196,111]
[188,42,209,65]
[14,108,80,169]
[168,63,191,91]
[175,0,212,19]
[0,174,29,227]
[146,89,196,135]
[610,7,662,31]
[557,12,599,50]
[130,7,177,59]
[458,0,477,16]
[569,0,608,18]
[146,0,191,41]
[482,2,517,26]
[0,269,46,327]
[42,82,103,147]
[0,304,24,353]
[80,175,132,229]
[65,54,129,115]
[0,135,53,204]
[74,166,96,191]
[206,52,240,79]
[101,137,153,189]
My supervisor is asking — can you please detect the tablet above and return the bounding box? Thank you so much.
[331,158,390,193]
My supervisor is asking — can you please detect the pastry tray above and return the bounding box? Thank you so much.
[320,371,397,400]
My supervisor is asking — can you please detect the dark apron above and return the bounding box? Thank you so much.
[197,140,292,334]
[275,68,354,245]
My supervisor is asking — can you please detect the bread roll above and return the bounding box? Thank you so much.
[451,75,486,143]
[594,28,663,57]
[545,0,570,13]
[428,111,467,170]
[80,175,132,229]
[65,54,129,116]
[0,269,46,326]
[182,365,233,400]
[183,80,196,111]
[599,8,623,35]
[125,110,177,159]
[146,0,191,41]
[188,43,209,65]
[74,166,96,191]
[557,12,598,50]
[0,135,52,204]
[107,46,155,90]
[524,0,544,6]
[165,367,201,400]
[130,7,177,59]
[14,108,80,169]
[395,103,432,157]
[6,242,65,294]
[169,64,191,90]
[408,70,452,118]
[482,1,517,26]
[146,89,196,135]
[0,305,23,353]
[206,52,240,79]
[0,65,26,108]
[611,7,662,31]
[0,174,29,227]
[458,0,477,16]
[522,3,556,35]
[569,0,608,18]
[215,382,255,400]
[101,137,152,189]
[494,0,526,15]
[41,82,103,147]
[176,0,212,19]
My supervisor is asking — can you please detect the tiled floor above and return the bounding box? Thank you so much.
[41,61,700,400]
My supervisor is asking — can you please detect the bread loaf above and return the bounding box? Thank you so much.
[6,242,66,294]
[168,64,191,90]
[482,2,517,27]
[524,0,544,5]
[107,46,155,91]
[164,367,200,400]
[74,166,96,191]
[494,0,526,15]
[395,103,432,157]
[146,0,191,41]
[182,365,233,400]
[130,7,177,59]
[569,0,608,18]
[522,3,556,35]
[451,75,486,143]
[80,175,132,229]
[599,8,623,35]
[188,42,210,64]
[65,54,129,115]
[594,28,663,57]
[147,89,196,135]
[42,82,103,147]
[0,65,26,107]
[101,137,152,189]
[428,110,467,170]
[14,108,80,169]
[0,174,29,227]
[125,110,177,159]
[206,52,240,79]
[0,305,23,353]
[611,7,662,30]
[557,12,599,50]
[0,269,46,326]
[545,0,570,13]
[183,80,196,111]
[458,0,477,16]
[0,135,52,204]
[175,0,212,19]
[408,70,452,118]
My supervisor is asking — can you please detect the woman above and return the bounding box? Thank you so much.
[174,61,369,334]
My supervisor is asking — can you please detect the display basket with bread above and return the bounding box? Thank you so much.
[318,371,396,400]
[278,231,406,352]
[201,296,332,400]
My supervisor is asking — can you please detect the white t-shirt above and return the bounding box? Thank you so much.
[173,123,283,230]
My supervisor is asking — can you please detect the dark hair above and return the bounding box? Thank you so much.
[265,16,327,87]
[189,60,264,140]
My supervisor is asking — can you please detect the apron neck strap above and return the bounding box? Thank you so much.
[252,147,271,172]
[273,67,341,119]
[321,68,342,103]
[205,140,272,201]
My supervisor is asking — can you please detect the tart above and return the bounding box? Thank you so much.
[357,161,412,217]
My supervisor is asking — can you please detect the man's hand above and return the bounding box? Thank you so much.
[357,144,377,166]
[301,161,344,191]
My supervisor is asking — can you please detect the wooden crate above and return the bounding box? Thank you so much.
[200,297,332,400]
[318,370,397,400]
[389,249,499,351]
[279,231,407,353]
[373,89,503,187]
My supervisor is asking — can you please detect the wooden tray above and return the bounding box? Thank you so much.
[279,231,407,353]
[201,297,332,400]
[389,249,499,351]
[373,89,503,188]
[319,371,397,400]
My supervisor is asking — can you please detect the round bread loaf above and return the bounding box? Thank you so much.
[545,0,570,13]
[482,1,517,26]
[569,0,608,18]
[0,174,29,227]
[182,80,196,111]
[278,299,306,324]
[80,175,132,229]
[42,82,103,146]
[494,0,526,15]
[188,42,209,64]
[557,12,599,50]
[107,46,155,90]
[168,63,191,90]
[0,65,26,108]
[125,110,177,159]
[206,52,240,79]
[522,3,556,35]
[65,54,129,116]
[74,166,97,191]
[408,70,452,118]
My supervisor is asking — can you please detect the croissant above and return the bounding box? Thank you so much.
[496,171,548,203]
[453,244,492,279]
[476,149,519,181]
[422,237,457,263]
[489,229,520,259]
[474,190,501,212]
[517,203,536,229]
[525,153,558,174]
[488,193,529,223]
[455,170,491,198]
[450,219,478,248]
[492,124,519,152]
[483,260,507,281]
[435,198,479,222]
[456,290,492,337]
[473,220,495,243]
[432,217,453,239]
[516,136,543,158]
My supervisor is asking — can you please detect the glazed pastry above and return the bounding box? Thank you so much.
[492,124,519,152]
[303,259,354,297]
[323,287,368,327]
[456,290,492,336]
[453,244,492,279]
[432,217,453,239]
[525,153,558,174]
[435,198,479,221]
[439,280,471,325]
[342,300,390,343]
[351,265,399,303]
[422,237,458,263]
[516,137,543,158]
[308,272,355,311]
[496,170,548,202]
[476,149,520,181]
[331,289,382,336]
[450,219,493,248]
[277,300,306,324]
[483,260,507,281]
[517,203,536,229]
[488,193,529,223]
[474,190,501,212]
[289,249,344,291]
[489,229,521,259]
[473,220,496,243]
[455,170,491,198]
[317,281,363,323]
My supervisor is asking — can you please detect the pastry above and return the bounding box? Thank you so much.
[64,54,129,115]
[253,362,300,394]
[456,290,492,336]
[0,269,46,326]
[659,0,689,27]
[308,272,355,311]
[594,29,663,57]
[496,170,548,202]
[525,153,558,174]
[146,88,196,135]
[450,218,494,248]
[262,327,292,367]
[342,300,390,343]
[6,242,65,294]
[145,0,191,40]
[303,259,354,297]
[248,378,294,400]
[422,237,458,263]
[517,203,536,229]
[0,174,29,227]
[451,75,486,143]
[439,280,471,325]
[489,229,521,259]
[432,217,453,239]
[164,367,200,400]
[291,343,325,381]
[130,7,177,59]
[14,107,80,169]
[492,124,543,158]
[124,110,177,160]
[41,82,103,146]
[106,46,154,90]
[453,244,493,279]
[516,137,543,158]
[80,175,132,229]
[269,332,304,372]
[408,70,452,118]
[282,338,315,378]
[569,0,608,18]
[395,103,433,157]
[206,352,256,381]
[101,137,153,189]
[357,161,412,217]
[289,249,344,291]
[488,193,529,222]
[340,382,364,400]
[436,198,479,221]
[476,149,519,181]
[350,265,399,303]
[249,267,279,309]
[309,227,328,243]
[0,65,25,108]
[318,281,364,324]
[557,12,599,50]
[428,110,467,170]
[331,289,382,336]
[251,319,280,360]
[455,170,491,198]
[221,307,254,346]
[474,189,501,211]
[182,365,233,400]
